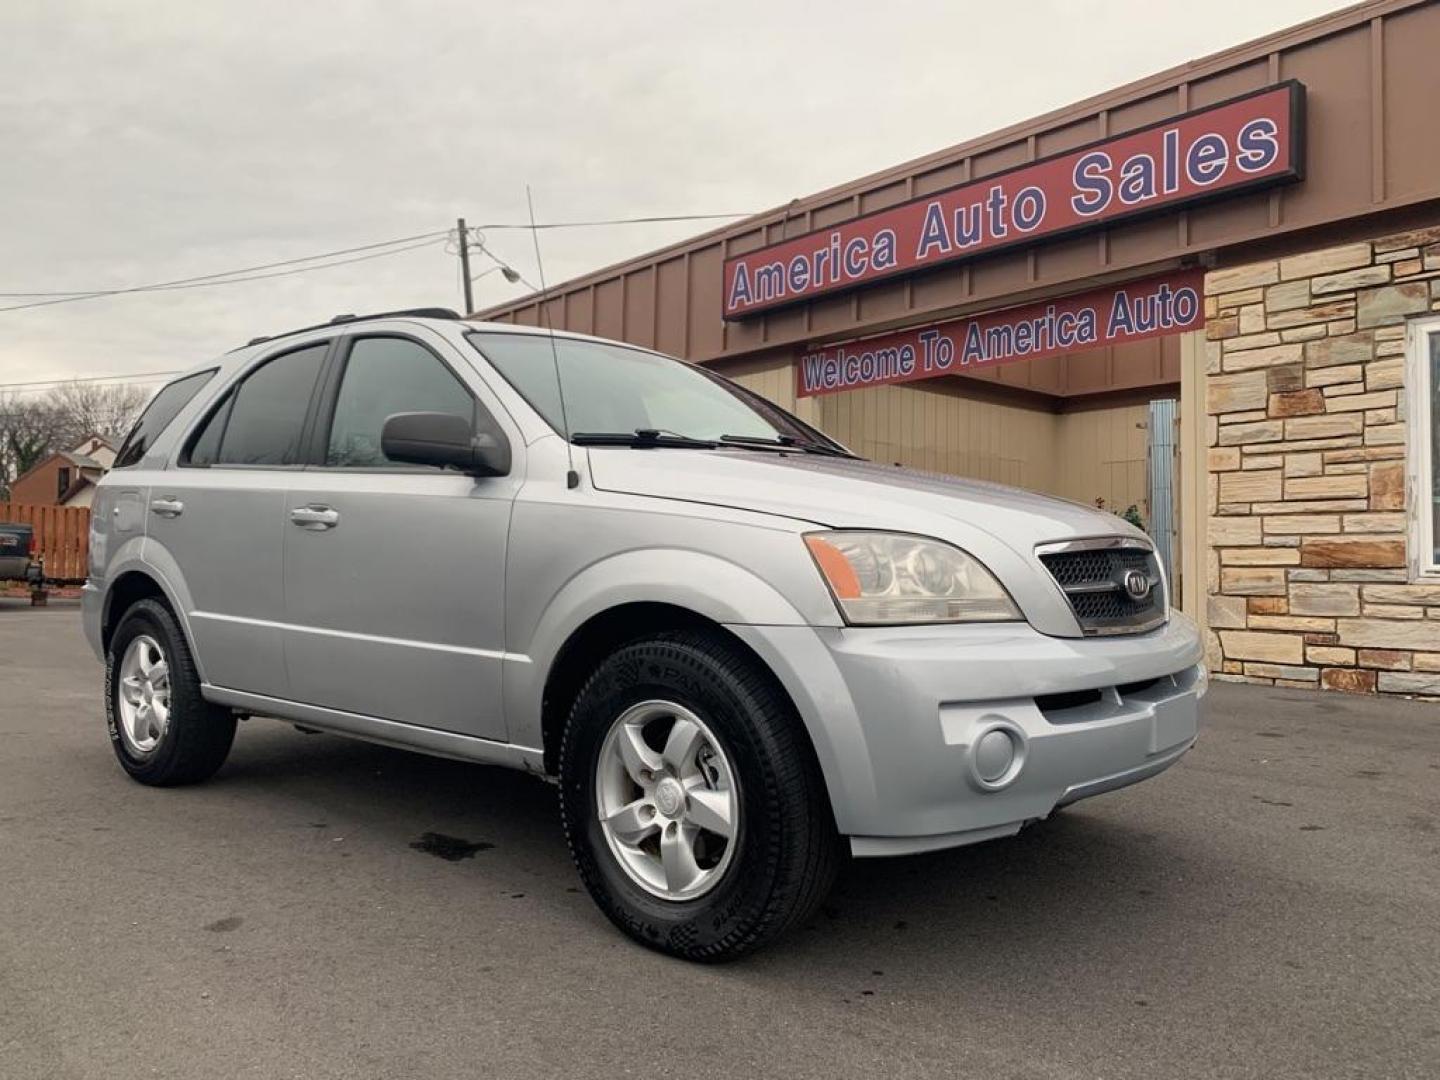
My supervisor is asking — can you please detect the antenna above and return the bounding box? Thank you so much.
[526,185,580,490]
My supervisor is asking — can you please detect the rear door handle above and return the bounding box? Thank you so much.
[290,505,340,530]
[149,498,184,518]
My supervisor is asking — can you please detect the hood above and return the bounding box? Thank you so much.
[586,448,1157,639]
[585,447,1156,641]
[586,447,1140,551]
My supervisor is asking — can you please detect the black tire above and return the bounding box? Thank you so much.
[105,598,236,786]
[558,630,843,962]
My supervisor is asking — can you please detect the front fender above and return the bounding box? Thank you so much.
[504,547,809,752]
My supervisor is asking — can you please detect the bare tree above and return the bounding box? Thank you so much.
[0,393,60,498]
[46,381,149,447]
[0,381,149,498]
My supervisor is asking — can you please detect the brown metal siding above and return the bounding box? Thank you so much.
[1383,5,1440,202]
[477,0,1439,370]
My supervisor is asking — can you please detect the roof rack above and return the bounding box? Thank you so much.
[236,307,462,350]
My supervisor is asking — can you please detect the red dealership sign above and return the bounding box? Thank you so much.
[728,82,1304,319]
[795,270,1204,398]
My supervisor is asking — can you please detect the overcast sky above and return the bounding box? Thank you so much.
[1,0,1351,393]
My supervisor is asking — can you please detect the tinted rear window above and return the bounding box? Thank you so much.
[113,369,217,468]
[187,344,327,466]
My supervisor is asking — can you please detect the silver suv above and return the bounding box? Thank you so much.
[84,309,1205,960]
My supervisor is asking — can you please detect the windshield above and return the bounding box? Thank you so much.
[466,331,838,447]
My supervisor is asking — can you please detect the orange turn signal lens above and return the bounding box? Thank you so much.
[804,534,862,600]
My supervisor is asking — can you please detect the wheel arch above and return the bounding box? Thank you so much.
[536,602,840,824]
[540,602,722,774]
[100,567,200,681]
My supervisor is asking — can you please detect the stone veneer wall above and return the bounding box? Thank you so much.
[1203,222,1440,695]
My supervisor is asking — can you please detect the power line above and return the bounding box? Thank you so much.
[0,369,181,392]
[0,209,760,320]
[0,237,446,314]
[0,213,752,303]
[0,229,450,300]
[471,212,754,230]
[124,238,444,293]
[0,240,440,313]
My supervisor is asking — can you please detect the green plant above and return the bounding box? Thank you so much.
[1093,496,1146,533]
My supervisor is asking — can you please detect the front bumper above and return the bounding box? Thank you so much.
[728,613,1205,857]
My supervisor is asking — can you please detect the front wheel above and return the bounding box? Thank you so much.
[558,631,842,961]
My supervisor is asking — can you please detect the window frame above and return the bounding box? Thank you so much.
[1407,315,1440,579]
[464,329,844,451]
[306,331,504,474]
[112,367,218,469]
[178,340,334,470]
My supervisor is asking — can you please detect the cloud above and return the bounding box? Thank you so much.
[0,0,1346,384]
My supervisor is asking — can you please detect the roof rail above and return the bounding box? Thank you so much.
[236,307,462,350]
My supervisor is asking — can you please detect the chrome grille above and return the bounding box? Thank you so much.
[1037,538,1166,636]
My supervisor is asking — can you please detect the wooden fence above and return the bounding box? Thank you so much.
[0,502,90,582]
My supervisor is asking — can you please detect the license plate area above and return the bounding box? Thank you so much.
[1150,695,1197,754]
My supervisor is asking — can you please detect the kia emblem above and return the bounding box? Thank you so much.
[1123,569,1152,601]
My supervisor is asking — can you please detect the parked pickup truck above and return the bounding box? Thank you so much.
[0,521,41,585]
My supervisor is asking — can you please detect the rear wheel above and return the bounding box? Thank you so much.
[106,598,236,785]
[558,631,842,961]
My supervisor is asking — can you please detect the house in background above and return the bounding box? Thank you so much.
[8,435,116,508]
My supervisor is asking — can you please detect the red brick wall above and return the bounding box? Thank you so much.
[8,456,67,506]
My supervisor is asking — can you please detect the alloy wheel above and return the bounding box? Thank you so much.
[116,634,171,755]
[594,700,739,901]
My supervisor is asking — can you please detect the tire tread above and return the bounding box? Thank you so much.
[106,598,235,786]
[558,629,842,961]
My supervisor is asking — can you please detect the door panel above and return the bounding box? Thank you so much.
[280,332,519,741]
[282,472,513,739]
[145,471,289,696]
[145,340,330,698]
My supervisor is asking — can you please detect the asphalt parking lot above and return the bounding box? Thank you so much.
[1,600,1437,1080]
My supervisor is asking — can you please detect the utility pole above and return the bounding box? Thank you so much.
[457,217,473,314]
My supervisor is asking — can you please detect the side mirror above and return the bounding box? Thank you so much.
[380,411,510,476]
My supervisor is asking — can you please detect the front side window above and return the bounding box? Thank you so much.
[187,344,327,466]
[112,369,216,468]
[325,337,475,467]
[467,331,833,447]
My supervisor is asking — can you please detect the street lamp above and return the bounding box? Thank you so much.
[456,218,526,312]
[471,263,522,285]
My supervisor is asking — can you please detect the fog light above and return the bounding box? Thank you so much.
[974,729,1016,782]
[967,721,1027,791]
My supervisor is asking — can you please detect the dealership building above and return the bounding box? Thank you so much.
[479,0,1440,695]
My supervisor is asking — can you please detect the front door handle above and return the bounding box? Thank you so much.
[290,505,340,530]
[149,498,184,518]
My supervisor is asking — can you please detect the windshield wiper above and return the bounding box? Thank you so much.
[719,433,854,458]
[571,429,719,449]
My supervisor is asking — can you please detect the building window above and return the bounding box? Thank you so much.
[1408,314,1440,577]
[56,466,70,501]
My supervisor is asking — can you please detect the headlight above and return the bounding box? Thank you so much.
[803,531,1021,625]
